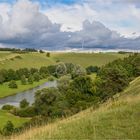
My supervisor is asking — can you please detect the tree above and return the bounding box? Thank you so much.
[8,80,18,89]
[33,72,40,82]
[28,75,34,84]
[0,74,5,84]
[7,69,17,81]
[21,75,27,85]
[20,99,29,108]
[39,50,44,53]
[1,121,14,136]
[98,65,129,100]
[71,64,86,78]
[86,66,100,74]
[30,68,38,75]
[70,76,94,95]
[34,88,59,116]
[46,52,50,57]
[55,63,67,77]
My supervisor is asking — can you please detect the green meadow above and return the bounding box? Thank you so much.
[0,110,29,130]
[0,79,48,98]
[0,51,128,69]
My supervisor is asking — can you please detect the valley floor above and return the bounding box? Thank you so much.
[9,77,140,140]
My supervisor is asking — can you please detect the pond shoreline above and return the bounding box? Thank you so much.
[0,80,57,108]
[0,79,49,99]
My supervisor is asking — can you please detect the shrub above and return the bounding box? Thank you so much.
[14,55,22,59]
[8,80,18,88]
[1,121,14,136]
[47,76,55,81]
[2,105,15,111]
[21,75,27,85]
[28,75,34,84]
[33,72,40,82]
[20,99,29,108]
[15,106,37,117]
[86,66,100,74]
[46,52,50,57]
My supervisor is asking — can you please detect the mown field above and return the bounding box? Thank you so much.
[0,51,128,69]
[0,79,48,98]
[10,77,140,140]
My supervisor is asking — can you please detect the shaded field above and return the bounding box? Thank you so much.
[0,52,128,69]
[11,77,140,140]
[0,79,48,98]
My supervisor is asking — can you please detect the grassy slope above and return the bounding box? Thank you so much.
[52,52,128,67]
[0,110,29,130]
[0,52,128,69]
[0,79,48,98]
[12,77,140,140]
[0,53,54,70]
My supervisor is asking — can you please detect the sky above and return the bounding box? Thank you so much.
[0,0,140,50]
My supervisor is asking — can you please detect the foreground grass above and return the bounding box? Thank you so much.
[9,76,140,140]
[0,110,29,130]
[0,79,48,98]
[0,51,128,69]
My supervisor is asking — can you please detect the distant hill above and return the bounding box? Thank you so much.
[0,52,128,69]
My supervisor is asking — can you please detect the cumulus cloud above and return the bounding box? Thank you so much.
[0,0,62,48]
[0,0,139,50]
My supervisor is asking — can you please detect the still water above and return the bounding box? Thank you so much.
[0,81,57,108]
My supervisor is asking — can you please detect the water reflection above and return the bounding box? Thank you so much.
[0,81,57,108]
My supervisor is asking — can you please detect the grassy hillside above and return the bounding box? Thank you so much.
[11,77,140,140]
[0,52,128,69]
[52,52,128,67]
[0,52,54,70]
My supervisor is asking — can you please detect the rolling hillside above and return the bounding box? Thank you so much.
[0,52,128,69]
[10,76,140,140]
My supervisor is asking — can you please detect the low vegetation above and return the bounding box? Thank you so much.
[0,52,139,139]
[9,74,140,140]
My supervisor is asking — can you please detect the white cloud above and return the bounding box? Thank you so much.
[45,1,140,38]
[0,0,139,50]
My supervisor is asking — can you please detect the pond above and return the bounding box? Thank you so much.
[0,81,57,108]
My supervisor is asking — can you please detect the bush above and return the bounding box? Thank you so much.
[86,66,100,74]
[47,76,55,81]
[20,99,29,108]
[15,106,37,117]
[21,75,27,85]
[2,105,15,111]
[33,72,40,82]
[46,52,50,57]
[28,75,34,84]
[14,55,22,59]
[1,121,14,136]
[8,80,18,88]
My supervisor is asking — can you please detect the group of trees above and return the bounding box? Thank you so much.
[13,54,140,118]
[0,62,88,89]
[96,53,140,100]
